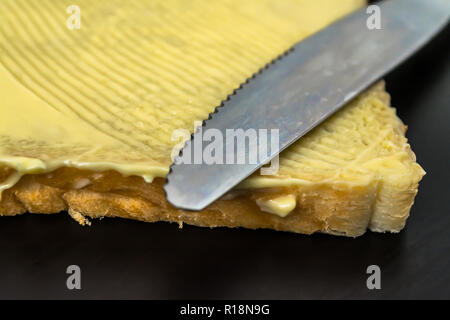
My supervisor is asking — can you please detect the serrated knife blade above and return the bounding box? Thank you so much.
[165,0,450,211]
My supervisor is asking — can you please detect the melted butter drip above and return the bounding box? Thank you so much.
[256,194,297,217]
[0,171,22,201]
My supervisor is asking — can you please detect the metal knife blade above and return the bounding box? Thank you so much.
[165,0,450,211]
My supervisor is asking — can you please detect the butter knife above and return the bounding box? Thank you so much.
[165,0,450,210]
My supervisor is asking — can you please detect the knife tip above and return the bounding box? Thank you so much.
[164,180,209,212]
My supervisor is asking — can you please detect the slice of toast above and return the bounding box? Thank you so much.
[0,0,424,236]
[0,82,425,237]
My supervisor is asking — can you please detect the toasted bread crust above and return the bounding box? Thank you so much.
[0,166,415,237]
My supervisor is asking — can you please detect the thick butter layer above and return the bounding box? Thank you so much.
[0,0,425,219]
[0,0,365,194]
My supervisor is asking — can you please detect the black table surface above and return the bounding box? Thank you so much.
[0,25,449,300]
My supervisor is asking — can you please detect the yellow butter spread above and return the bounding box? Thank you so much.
[0,0,424,218]
[256,195,297,217]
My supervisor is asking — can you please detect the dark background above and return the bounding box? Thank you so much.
[0,11,449,300]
